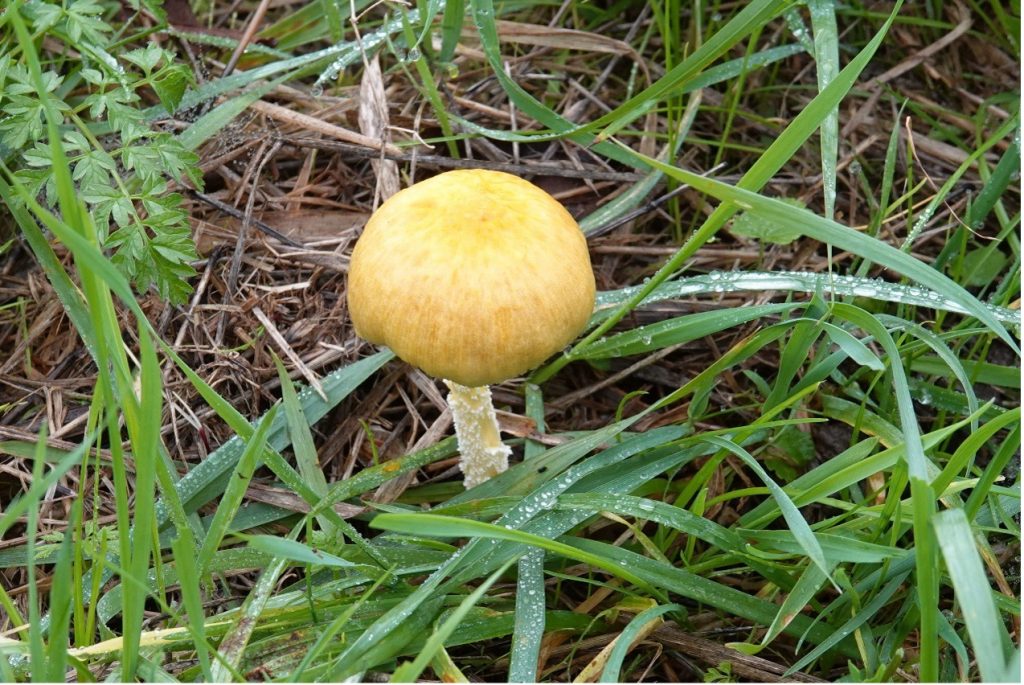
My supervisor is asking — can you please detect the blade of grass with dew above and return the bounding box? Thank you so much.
[808,0,839,220]
[508,548,545,683]
[405,0,446,63]
[934,507,1011,682]
[574,303,802,359]
[162,7,416,116]
[438,0,465,63]
[907,378,1005,422]
[510,384,547,684]
[599,603,681,683]
[623,149,1020,357]
[685,43,807,91]
[397,5,460,159]
[556,494,742,553]
[901,114,1020,252]
[195,406,276,576]
[533,2,907,383]
[177,76,288,151]
[391,559,515,682]
[371,513,661,595]
[310,5,431,93]
[591,271,1022,327]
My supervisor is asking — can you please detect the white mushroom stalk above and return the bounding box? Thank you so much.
[443,381,512,488]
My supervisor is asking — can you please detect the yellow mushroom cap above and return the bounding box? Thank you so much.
[347,169,596,387]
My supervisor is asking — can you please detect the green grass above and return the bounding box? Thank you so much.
[0,0,1020,682]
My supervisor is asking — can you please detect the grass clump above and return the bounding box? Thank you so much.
[0,0,1020,682]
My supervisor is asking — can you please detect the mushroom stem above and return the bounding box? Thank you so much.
[443,380,512,488]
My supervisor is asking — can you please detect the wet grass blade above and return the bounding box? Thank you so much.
[808,0,839,219]
[508,549,545,683]
[592,271,1021,327]
[626,152,1019,356]
[934,508,1010,682]
[195,406,277,576]
[371,513,660,595]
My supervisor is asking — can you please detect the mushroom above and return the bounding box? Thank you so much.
[347,169,595,487]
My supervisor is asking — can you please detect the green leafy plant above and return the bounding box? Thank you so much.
[0,0,201,303]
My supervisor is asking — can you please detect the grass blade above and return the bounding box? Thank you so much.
[169,528,214,681]
[195,406,277,575]
[807,0,839,219]
[371,513,659,594]
[626,153,1019,355]
[508,549,546,683]
[934,508,1010,682]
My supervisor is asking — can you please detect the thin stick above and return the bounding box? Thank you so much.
[279,136,646,182]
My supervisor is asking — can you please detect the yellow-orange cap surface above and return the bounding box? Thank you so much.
[348,169,596,387]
